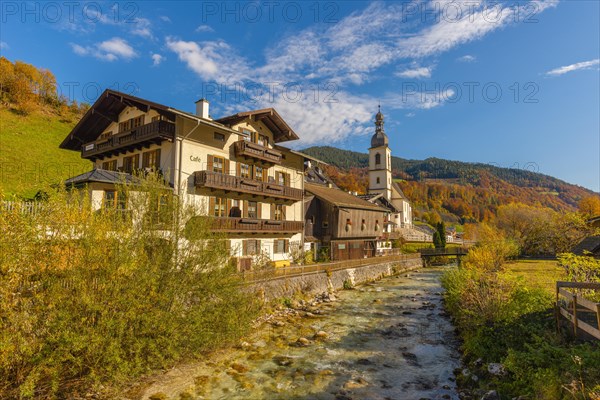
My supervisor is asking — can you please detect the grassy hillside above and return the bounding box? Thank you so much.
[302,146,597,223]
[0,107,90,198]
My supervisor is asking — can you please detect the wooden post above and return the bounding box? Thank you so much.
[573,294,578,337]
[555,283,560,334]
[596,304,600,337]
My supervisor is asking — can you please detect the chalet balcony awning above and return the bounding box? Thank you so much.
[194,170,303,202]
[233,140,282,165]
[81,120,175,160]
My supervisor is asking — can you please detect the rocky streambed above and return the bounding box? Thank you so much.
[131,267,461,400]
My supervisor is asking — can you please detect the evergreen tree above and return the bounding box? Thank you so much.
[436,221,446,249]
[433,231,442,249]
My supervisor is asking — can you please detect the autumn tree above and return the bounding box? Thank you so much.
[579,196,600,217]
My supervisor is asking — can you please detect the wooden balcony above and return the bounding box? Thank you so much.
[81,120,175,160]
[194,171,303,202]
[210,217,303,234]
[233,140,282,165]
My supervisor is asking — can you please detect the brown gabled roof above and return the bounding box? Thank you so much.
[572,236,600,256]
[60,89,178,150]
[305,183,386,212]
[216,108,299,143]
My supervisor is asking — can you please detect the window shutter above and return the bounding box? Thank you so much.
[284,239,289,253]
[256,240,261,254]
[225,159,230,175]
[142,152,149,168]
[243,200,248,218]
[236,162,241,177]
[257,202,262,219]
[275,171,280,185]
[207,155,214,172]
[263,168,268,182]
[270,204,275,220]
[209,196,215,216]
[286,173,291,187]
[242,240,248,256]
[282,205,286,220]
[227,199,232,216]
[155,149,161,169]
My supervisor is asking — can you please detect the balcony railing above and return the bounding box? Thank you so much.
[233,140,282,165]
[209,217,303,234]
[81,120,175,159]
[194,170,303,201]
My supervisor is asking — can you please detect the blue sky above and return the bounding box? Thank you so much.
[1,0,599,191]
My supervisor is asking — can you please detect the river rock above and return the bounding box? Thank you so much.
[487,363,506,376]
[343,377,369,389]
[273,355,294,366]
[314,331,329,339]
[296,337,311,346]
[271,320,286,327]
[480,390,500,400]
[356,358,373,366]
[230,362,249,373]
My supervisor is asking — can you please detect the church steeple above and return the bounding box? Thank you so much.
[368,106,393,200]
[371,105,389,148]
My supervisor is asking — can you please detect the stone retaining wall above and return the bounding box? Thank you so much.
[257,257,423,301]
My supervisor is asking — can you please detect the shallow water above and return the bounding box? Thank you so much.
[136,267,461,400]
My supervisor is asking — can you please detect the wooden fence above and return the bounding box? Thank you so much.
[241,253,421,283]
[1,200,44,215]
[556,281,600,340]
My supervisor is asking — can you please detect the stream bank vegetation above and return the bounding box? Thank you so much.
[442,220,600,399]
[0,174,261,399]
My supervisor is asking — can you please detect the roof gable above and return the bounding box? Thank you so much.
[216,108,299,143]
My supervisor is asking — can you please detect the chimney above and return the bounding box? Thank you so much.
[195,98,210,119]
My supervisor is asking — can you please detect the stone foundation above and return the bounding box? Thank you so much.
[257,257,423,301]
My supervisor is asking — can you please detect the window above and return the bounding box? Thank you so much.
[240,163,251,178]
[322,221,329,228]
[102,160,117,171]
[258,134,268,146]
[274,204,285,221]
[142,149,161,170]
[212,197,227,217]
[375,153,381,165]
[244,239,260,256]
[361,219,366,231]
[275,239,289,254]
[254,166,264,181]
[214,132,225,142]
[123,154,139,173]
[247,201,258,219]
[212,156,225,173]
[148,193,172,224]
[376,177,380,184]
[119,120,131,132]
[276,171,289,186]
[132,116,144,128]
[103,190,126,210]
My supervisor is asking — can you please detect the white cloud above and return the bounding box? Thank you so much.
[457,55,476,62]
[0,41,8,50]
[131,18,153,38]
[546,59,600,76]
[165,37,250,83]
[160,15,172,23]
[195,25,215,33]
[151,53,165,66]
[396,66,433,79]
[71,37,137,62]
